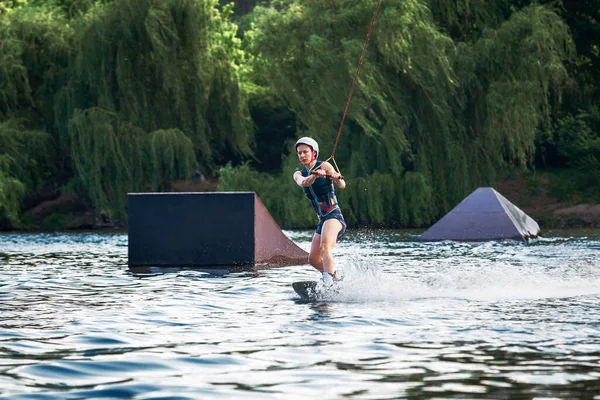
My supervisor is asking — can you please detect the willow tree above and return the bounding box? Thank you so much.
[0,6,62,227]
[0,163,25,228]
[456,5,573,167]
[0,3,74,127]
[426,0,510,39]
[54,0,252,221]
[0,119,52,227]
[67,109,196,220]
[226,0,574,228]
[0,30,27,119]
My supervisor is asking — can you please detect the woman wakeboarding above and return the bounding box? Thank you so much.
[293,137,346,286]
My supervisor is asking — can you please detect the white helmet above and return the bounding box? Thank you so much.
[295,137,319,158]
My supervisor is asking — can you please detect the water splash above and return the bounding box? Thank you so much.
[323,253,600,303]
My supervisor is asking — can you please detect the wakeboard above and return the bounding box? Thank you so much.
[293,280,343,301]
[292,280,320,301]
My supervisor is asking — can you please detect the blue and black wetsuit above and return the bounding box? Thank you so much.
[300,161,347,240]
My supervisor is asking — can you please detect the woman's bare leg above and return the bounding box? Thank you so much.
[308,232,323,272]
[320,218,343,275]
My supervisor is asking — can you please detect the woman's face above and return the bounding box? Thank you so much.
[296,144,314,165]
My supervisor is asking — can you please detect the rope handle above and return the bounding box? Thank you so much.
[311,170,345,180]
[310,156,344,180]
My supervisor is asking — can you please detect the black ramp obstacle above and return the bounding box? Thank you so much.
[128,192,308,268]
[419,187,540,242]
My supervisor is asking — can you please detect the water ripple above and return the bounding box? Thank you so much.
[1,230,600,398]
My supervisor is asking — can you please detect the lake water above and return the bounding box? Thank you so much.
[1,230,600,399]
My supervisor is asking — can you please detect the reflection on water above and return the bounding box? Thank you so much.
[0,230,600,399]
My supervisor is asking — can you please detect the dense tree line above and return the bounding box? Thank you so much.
[0,0,598,229]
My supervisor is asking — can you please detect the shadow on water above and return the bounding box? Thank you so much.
[127,265,260,279]
[307,303,331,320]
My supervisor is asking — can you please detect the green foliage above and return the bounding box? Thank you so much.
[240,0,574,226]
[42,212,67,230]
[56,0,251,165]
[1,5,73,104]
[0,118,53,226]
[0,2,74,161]
[68,108,196,222]
[541,0,600,115]
[0,119,53,189]
[150,129,196,191]
[29,0,108,18]
[545,168,580,203]
[426,0,509,39]
[0,23,28,118]
[68,108,147,221]
[0,0,28,12]
[0,7,61,227]
[52,0,253,220]
[458,5,574,167]
[336,170,433,228]
[555,107,600,188]
[0,0,594,230]
[0,159,26,228]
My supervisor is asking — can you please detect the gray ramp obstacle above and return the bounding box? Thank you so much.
[128,192,308,269]
[419,187,540,242]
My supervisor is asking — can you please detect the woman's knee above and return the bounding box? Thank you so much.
[319,241,334,256]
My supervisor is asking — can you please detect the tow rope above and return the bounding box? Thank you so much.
[323,0,383,178]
